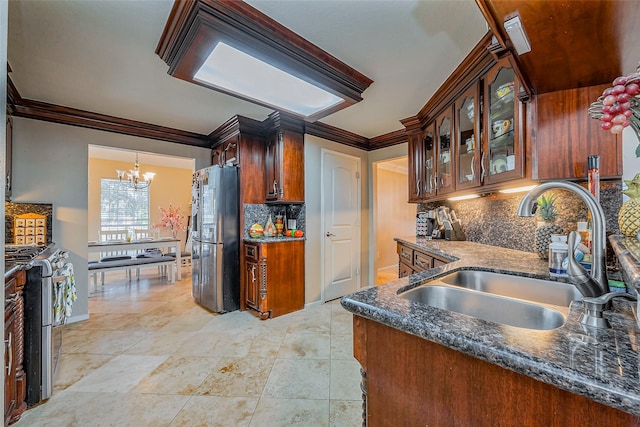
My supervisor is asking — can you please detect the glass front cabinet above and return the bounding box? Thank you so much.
[406,57,526,202]
[435,109,455,195]
[455,85,480,190]
[483,59,523,184]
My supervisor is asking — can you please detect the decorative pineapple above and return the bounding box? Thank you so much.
[619,173,640,237]
[534,194,563,259]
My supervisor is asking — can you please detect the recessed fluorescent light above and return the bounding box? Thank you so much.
[194,42,344,117]
[499,185,538,194]
[448,194,480,201]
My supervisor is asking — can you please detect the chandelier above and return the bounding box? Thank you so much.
[116,153,156,190]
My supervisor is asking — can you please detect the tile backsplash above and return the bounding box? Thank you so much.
[418,181,622,254]
[244,203,306,237]
[5,201,54,245]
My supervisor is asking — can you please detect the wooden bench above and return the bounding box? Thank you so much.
[89,256,176,291]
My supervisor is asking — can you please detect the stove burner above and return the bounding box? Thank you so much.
[5,245,47,262]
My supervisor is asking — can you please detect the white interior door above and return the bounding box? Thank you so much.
[322,149,361,301]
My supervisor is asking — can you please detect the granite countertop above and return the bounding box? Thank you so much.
[243,236,305,243]
[341,236,640,417]
[610,235,640,291]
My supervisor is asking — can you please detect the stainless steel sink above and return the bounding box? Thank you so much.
[439,270,581,307]
[401,285,567,330]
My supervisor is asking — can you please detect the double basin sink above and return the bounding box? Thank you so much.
[400,270,582,330]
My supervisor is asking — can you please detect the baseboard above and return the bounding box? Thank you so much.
[304,300,324,310]
[378,264,397,273]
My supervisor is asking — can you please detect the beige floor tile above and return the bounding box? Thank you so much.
[124,331,193,355]
[330,334,354,360]
[249,398,329,427]
[329,400,363,427]
[263,359,330,399]
[118,314,175,331]
[134,355,218,395]
[331,311,353,335]
[69,330,149,354]
[18,274,362,425]
[157,312,215,333]
[196,357,275,397]
[67,354,168,392]
[64,312,136,331]
[170,395,258,427]
[277,332,331,359]
[330,359,363,400]
[54,353,115,391]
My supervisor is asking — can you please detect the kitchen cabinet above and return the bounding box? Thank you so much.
[454,84,481,190]
[243,240,304,319]
[534,83,622,179]
[435,108,455,195]
[265,129,304,203]
[353,315,638,426]
[5,269,26,426]
[212,137,239,167]
[6,115,12,199]
[483,58,524,184]
[397,241,449,276]
[407,131,424,202]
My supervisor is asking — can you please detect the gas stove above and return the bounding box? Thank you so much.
[5,245,49,263]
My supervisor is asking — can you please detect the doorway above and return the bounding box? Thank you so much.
[321,149,361,301]
[373,156,415,285]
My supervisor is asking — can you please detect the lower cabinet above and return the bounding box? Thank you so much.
[397,241,449,277]
[353,316,639,426]
[243,240,304,319]
[5,269,26,426]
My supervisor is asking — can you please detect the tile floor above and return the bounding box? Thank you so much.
[16,269,363,427]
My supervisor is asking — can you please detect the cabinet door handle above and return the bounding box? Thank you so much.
[251,265,256,283]
[416,179,421,197]
[273,180,278,195]
[326,232,335,237]
[5,332,12,375]
[415,259,427,268]
[401,252,411,260]
[480,152,486,182]
[5,292,18,305]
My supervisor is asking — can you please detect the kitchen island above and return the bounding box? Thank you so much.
[341,237,640,426]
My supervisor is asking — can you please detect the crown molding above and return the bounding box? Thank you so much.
[305,121,369,150]
[156,0,373,122]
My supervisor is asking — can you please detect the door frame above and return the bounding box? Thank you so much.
[320,148,362,303]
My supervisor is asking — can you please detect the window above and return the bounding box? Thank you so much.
[100,179,150,231]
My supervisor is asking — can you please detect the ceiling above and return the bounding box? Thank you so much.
[7,0,488,141]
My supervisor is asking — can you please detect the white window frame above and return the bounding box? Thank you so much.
[100,179,151,231]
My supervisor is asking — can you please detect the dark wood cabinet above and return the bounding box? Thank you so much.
[243,240,304,319]
[265,129,304,203]
[397,241,449,276]
[353,316,639,426]
[435,108,455,195]
[483,58,524,185]
[407,131,424,202]
[455,84,481,190]
[534,83,622,180]
[5,269,26,426]
[6,115,12,199]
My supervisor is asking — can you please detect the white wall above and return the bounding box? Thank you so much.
[11,118,211,320]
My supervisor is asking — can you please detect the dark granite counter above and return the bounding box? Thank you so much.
[341,237,640,417]
[244,236,305,243]
[610,235,640,291]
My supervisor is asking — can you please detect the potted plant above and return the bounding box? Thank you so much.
[535,194,563,259]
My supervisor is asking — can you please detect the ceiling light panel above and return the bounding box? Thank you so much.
[194,43,343,117]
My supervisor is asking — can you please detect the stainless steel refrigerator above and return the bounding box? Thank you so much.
[191,165,240,312]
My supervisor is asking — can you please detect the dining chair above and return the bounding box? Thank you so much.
[97,229,133,283]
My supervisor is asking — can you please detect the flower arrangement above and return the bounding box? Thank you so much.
[588,62,640,155]
[154,205,186,237]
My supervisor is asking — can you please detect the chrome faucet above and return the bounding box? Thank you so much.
[517,181,608,297]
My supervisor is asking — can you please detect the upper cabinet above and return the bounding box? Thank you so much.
[455,84,480,190]
[265,129,304,204]
[435,108,455,195]
[483,59,524,185]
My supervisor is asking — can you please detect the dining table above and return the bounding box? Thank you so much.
[88,237,183,280]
